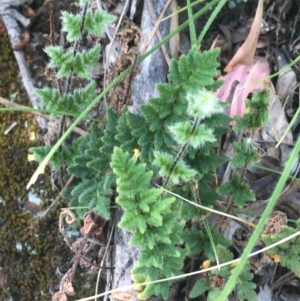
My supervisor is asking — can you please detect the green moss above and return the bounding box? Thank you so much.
[0,200,70,300]
[0,65,72,299]
[0,109,71,300]
[0,109,98,299]
[0,36,18,96]
[0,24,97,301]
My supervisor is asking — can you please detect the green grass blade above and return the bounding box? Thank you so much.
[0,107,103,122]
[187,0,197,46]
[198,0,227,45]
[203,219,220,268]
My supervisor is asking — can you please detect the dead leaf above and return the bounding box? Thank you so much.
[272,47,297,106]
[44,119,60,146]
[261,84,293,161]
[62,278,74,296]
[80,210,106,236]
[224,0,264,72]
[80,211,96,235]
[0,21,7,35]
[262,211,287,235]
[216,56,270,118]
[13,29,31,51]
[251,174,280,199]
[52,292,67,301]
[111,290,134,301]
[60,208,76,225]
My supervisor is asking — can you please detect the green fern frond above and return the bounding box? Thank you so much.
[189,280,210,298]
[261,220,300,277]
[217,173,256,207]
[111,147,186,299]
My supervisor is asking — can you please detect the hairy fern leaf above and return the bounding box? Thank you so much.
[111,147,186,299]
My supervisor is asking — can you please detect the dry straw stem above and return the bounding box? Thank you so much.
[145,0,171,64]
[160,186,256,228]
[276,84,300,148]
[140,0,173,57]
[169,0,179,59]
[94,220,115,301]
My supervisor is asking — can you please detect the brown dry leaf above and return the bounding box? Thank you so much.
[224,0,264,73]
[107,20,140,113]
[251,174,280,200]
[111,290,134,301]
[119,20,140,55]
[0,21,7,35]
[13,29,31,51]
[22,4,36,19]
[44,119,60,146]
[62,278,75,296]
[262,211,287,235]
[80,211,96,235]
[80,210,106,235]
[61,208,76,224]
[52,292,67,301]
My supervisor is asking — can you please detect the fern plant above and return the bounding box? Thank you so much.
[64,121,116,220]
[60,47,232,299]
[28,0,115,165]
[49,44,270,299]
[28,1,275,299]
[261,220,300,277]
[217,89,269,208]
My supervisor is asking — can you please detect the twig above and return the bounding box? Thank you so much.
[38,174,75,220]
[271,271,296,291]
[145,0,171,65]
[94,219,115,301]
[140,0,172,56]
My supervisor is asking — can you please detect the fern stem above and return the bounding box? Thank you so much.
[163,117,200,187]
[65,2,89,95]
